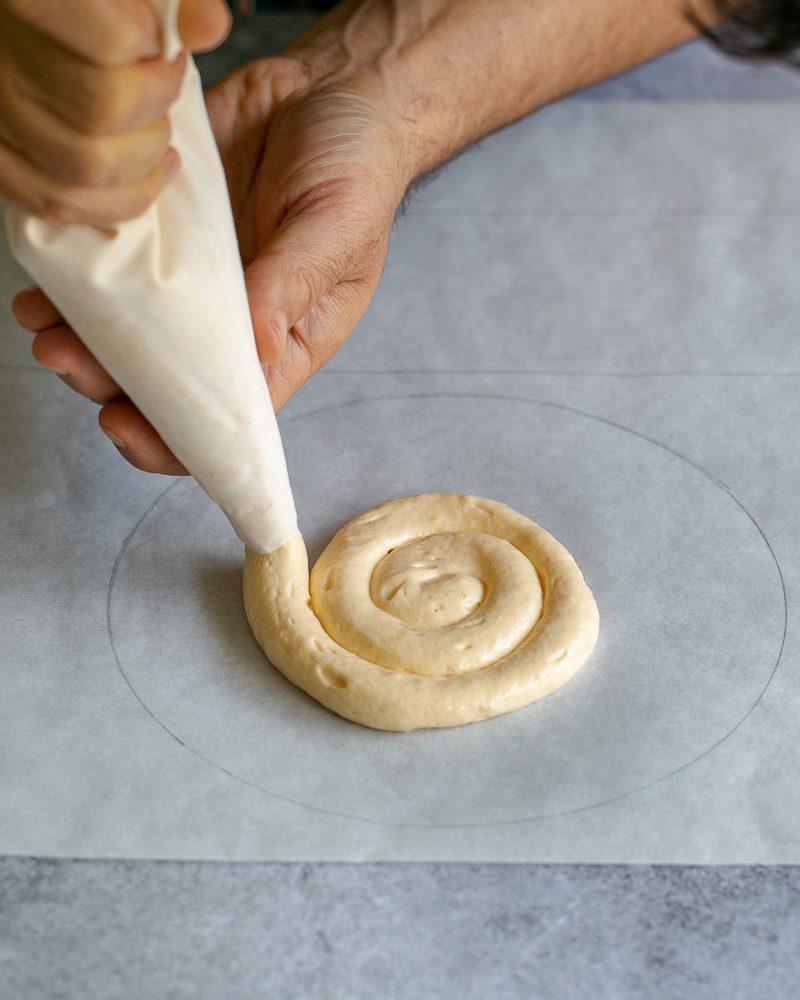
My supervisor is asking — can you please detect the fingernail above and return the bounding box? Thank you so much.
[101,426,126,449]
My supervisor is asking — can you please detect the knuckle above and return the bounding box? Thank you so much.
[99,20,153,67]
[81,64,181,134]
[80,74,136,134]
[63,138,115,188]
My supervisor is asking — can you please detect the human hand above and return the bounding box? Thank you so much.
[0,0,230,224]
[13,53,413,474]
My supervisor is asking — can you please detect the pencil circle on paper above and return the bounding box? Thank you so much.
[107,393,786,828]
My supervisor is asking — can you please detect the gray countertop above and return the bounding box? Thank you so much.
[3,13,800,1000]
[3,861,800,999]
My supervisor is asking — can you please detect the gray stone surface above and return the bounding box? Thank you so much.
[581,40,800,100]
[2,860,800,1000]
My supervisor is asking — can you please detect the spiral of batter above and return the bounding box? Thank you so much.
[244,494,599,731]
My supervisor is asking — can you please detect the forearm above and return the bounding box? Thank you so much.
[288,0,697,183]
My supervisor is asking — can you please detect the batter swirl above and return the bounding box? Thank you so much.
[244,494,599,731]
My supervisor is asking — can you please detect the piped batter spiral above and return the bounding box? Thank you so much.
[244,494,599,731]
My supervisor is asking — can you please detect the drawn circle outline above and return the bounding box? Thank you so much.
[106,392,788,829]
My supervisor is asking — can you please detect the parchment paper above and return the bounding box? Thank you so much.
[1,101,798,861]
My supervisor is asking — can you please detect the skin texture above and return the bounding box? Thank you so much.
[0,0,231,222]
[9,0,697,473]
[243,494,599,731]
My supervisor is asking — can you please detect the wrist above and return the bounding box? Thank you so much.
[283,3,457,189]
[284,0,697,195]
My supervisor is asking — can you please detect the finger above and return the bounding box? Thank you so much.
[98,397,187,475]
[0,137,180,224]
[266,275,379,410]
[11,286,63,331]
[32,325,121,403]
[8,0,161,66]
[178,0,231,53]
[0,90,172,187]
[244,196,389,365]
[204,69,280,221]
[2,10,186,136]
[16,44,186,136]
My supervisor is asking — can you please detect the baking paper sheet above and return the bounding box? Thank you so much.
[1,101,798,861]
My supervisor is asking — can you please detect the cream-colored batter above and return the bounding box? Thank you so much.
[244,493,599,731]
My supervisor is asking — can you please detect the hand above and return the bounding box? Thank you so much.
[12,54,412,474]
[0,0,230,223]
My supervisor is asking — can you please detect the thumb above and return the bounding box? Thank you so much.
[244,197,378,365]
[178,0,231,53]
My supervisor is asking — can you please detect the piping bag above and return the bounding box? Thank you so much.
[5,0,297,553]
